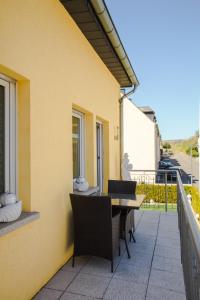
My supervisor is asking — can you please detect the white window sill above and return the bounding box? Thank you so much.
[0,212,40,237]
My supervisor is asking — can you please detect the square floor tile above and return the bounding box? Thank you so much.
[114,263,150,285]
[128,240,155,255]
[81,256,118,278]
[146,285,186,300]
[103,278,146,300]
[156,237,180,249]
[136,228,157,237]
[152,255,183,274]
[33,288,62,300]
[157,230,179,240]
[134,232,156,242]
[154,244,181,260]
[45,270,76,291]
[67,273,110,298]
[62,256,91,273]
[149,269,185,294]
[122,250,152,269]
[60,291,94,300]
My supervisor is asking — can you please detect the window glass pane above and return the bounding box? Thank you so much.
[0,85,5,193]
[72,116,80,178]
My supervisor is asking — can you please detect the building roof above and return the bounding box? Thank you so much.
[60,0,139,87]
[139,106,157,123]
[139,106,155,114]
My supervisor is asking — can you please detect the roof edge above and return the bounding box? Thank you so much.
[89,0,139,87]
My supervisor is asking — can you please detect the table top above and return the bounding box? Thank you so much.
[96,193,145,210]
[112,195,145,209]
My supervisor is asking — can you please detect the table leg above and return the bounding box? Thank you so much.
[124,231,131,258]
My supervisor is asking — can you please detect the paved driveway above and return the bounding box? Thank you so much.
[170,153,199,187]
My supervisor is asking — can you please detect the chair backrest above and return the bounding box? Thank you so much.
[108,180,137,195]
[70,194,112,258]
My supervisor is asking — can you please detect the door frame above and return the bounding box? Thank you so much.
[72,110,85,178]
[96,121,103,192]
[0,75,16,194]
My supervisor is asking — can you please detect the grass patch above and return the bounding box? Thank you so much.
[141,203,177,211]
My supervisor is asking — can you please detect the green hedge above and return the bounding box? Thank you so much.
[136,184,200,216]
[136,184,177,203]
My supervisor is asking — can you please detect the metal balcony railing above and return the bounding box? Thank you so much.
[130,169,179,212]
[177,172,200,300]
[129,169,200,299]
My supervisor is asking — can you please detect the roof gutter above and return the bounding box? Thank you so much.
[89,0,139,87]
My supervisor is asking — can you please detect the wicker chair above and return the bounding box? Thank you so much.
[70,194,121,272]
[108,180,137,196]
[108,180,137,258]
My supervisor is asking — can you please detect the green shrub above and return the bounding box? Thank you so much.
[184,186,200,217]
[186,146,199,157]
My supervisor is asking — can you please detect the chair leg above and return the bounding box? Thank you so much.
[119,245,121,256]
[72,255,75,267]
[111,259,114,273]
[131,231,136,243]
[124,237,131,259]
[129,230,132,242]
[132,234,136,243]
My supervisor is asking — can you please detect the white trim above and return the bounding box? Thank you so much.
[72,110,85,178]
[0,73,16,83]
[9,82,16,193]
[0,78,10,192]
[0,76,16,193]
[96,122,103,192]
[15,83,18,197]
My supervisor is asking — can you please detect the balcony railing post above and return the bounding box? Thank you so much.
[164,172,168,212]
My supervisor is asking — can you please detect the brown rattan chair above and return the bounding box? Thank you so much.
[70,194,121,272]
[108,180,137,196]
[108,180,137,258]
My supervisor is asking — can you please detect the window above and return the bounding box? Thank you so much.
[72,111,84,178]
[0,75,16,194]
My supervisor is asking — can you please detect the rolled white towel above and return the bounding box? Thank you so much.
[0,193,17,206]
[0,201,22,222]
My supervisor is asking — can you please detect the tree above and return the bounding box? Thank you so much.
[163,142,171,150]
[186,146,199,157]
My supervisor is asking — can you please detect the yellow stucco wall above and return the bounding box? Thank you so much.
[0,1,120,299]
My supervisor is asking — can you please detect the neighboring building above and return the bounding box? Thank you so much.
[0,1,138,299]
[123,97,161,179]
[139,106,157,122]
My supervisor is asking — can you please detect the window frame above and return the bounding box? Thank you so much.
[0,74,17,194]
[72,110,85,178]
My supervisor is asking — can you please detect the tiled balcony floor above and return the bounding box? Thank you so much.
[33,211,186,300]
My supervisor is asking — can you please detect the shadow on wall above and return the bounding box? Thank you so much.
[121,153,132,180]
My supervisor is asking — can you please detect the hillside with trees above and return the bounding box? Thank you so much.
[163,131,199,157]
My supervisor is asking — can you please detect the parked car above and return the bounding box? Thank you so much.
[167,170,177,182]
[167,166,182,182]
[159,160,173,169]
[162,158,174,165]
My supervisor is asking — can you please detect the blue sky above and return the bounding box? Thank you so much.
[105,0,200,140]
